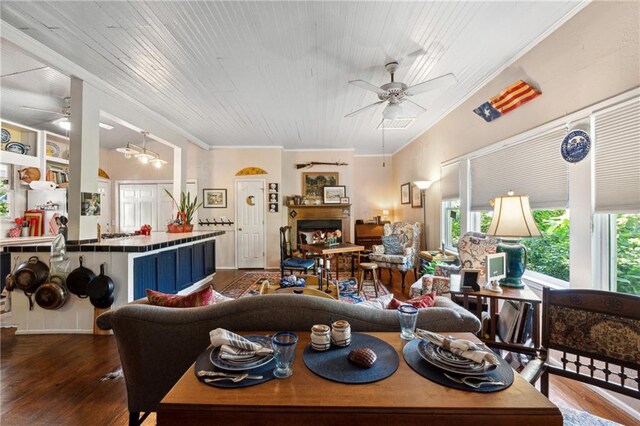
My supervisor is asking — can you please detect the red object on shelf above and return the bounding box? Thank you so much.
[25,210,44,236]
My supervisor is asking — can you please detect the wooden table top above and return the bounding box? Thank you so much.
[260,277,340,300]
[299,242,365,255]
[449,276,541,303]
[158,332,561,425]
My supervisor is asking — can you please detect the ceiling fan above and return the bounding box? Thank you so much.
[345,62,457,120]
[20,97,113,130]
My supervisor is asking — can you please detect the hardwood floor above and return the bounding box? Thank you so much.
[1,269,637,425]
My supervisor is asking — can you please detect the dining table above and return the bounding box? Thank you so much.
[298,242,365,291]
[157,332,562,425]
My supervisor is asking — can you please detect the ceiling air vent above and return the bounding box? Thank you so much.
[377,119,414,130]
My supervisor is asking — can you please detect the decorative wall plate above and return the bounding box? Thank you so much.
[46,141,61,157]
[1,128,11,143]
[5,142,29,155]
[561,129,590,163]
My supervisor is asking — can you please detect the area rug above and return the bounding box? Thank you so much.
[219,272,389,304]
[559,406,622,426]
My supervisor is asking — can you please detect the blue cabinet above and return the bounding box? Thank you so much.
[133,241,217,298]
[204,239,216,276]
[192,242,205,282]
[157,250,177,293]
[176,246,193,290]
[134,255,158,300]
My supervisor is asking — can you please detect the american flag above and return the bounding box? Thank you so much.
[474,81,541,122]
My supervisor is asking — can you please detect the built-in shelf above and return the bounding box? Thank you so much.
[0,150,40,168]
[45,155,69,165]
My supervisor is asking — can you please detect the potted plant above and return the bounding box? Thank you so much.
[164,190,203,233]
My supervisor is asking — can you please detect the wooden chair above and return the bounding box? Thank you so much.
[279,226,315,278]
[521,287,640,400]
[358,262,382,298]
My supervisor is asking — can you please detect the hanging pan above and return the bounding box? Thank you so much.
[66,256,95,298]
[35,275,68,310]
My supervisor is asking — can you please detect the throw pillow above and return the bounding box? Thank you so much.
[381,235,403,255]
[405,292,437,308]
[387,298,408,310]
[434,264,460,278]
[432,277,451,295]
[147,285,229,307]
[355,293,394,309]
[299,231,316,245]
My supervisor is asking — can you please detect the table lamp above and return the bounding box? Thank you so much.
[485,191,541,288]
[382,209,390,222]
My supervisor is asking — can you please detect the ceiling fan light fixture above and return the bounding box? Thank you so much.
[53,117,71,130]
[383,103,403,120]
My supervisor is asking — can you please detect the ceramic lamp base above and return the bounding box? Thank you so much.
[497,241,526,288]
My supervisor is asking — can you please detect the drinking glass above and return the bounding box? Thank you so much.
[397,305,419,340]
[272,331,298,378]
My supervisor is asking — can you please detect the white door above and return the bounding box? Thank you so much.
[118,184,158,232]
[236,180,265,268]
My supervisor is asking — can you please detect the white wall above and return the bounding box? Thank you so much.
[352,156,395,222]
[391,1,640,250]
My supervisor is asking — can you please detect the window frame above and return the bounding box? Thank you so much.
[441,200,461,252]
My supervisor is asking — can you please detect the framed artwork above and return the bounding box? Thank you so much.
[411,185,422,208]
[269,193,278,203]
[400,182,410,205]
[323,185,346,204]
[340,197,350,204]
[268,183,278,193]
[203,188,227,208]
[80,192,100,216]
[460,268,481,291]
[268,203,278,213]
[302,172,338,199]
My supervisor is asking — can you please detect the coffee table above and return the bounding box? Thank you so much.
[259,275,340,300]
[157,332,561,425]
[298,242,365,290]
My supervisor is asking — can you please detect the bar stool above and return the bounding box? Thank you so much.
[358,262,382,297]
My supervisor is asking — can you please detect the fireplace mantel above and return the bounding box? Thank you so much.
[288,204,351,249]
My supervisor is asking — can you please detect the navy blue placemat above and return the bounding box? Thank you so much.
[402,339,514,393]
[194,346,275,388]
[303,332,399,384]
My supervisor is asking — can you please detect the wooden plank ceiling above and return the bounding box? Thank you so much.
[0,1,585,154]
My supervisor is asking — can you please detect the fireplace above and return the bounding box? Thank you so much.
[287,204,351,250]
[297,219,342,244]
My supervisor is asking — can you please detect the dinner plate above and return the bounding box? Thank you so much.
[417,340,497,376]
[4,142,28,155]
[1,128,10,143]
[209,335,274,371]
[433,346,478,366]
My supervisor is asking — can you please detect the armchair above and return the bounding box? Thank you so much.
[279,226,315,278]
[521,287,640,400]
[369,222,421,289]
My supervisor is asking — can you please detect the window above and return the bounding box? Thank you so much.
[611,213,640,295]
[442,200,460,249]
[478,209,570,282]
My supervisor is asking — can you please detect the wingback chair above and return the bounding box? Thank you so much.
[369,222,421,289]
[456,231,501,271]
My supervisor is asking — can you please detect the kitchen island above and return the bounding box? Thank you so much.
[3,230,224,334]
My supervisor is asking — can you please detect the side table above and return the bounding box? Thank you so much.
[449,275,541,356]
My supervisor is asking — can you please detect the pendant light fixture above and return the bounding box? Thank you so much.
[116,131,166,167]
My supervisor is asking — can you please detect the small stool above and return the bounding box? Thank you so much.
[358,262,382,297]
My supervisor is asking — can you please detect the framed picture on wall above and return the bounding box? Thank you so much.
[323,185,346,204]
[340,197,350,204]
[203,188,227,208]
[302,172,338,199]
[411,185,422,208]
[400,182,410,205]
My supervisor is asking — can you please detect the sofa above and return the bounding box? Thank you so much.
[97,294,480,425]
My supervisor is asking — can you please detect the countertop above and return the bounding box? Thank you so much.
[3,230,225,253]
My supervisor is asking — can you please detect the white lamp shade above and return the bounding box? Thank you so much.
[486,194,541,238]
[383,103,402,120]
[414,180,433,190]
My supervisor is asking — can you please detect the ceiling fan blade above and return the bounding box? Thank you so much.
[348,80,388,95]
[20,106,66,115]
[404,98,427,114]
[344,100,385,118]
[406,73,457,96]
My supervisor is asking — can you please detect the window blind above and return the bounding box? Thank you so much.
[594,97,640,213]
[440,162,460,201]
[470,127,568,211]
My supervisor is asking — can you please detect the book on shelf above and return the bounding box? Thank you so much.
[498,300,534,344]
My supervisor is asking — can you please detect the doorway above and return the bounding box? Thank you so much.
[235,180,266,269]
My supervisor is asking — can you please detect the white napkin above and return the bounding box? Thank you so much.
[416,329,499,365]
[209,328,273,360]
